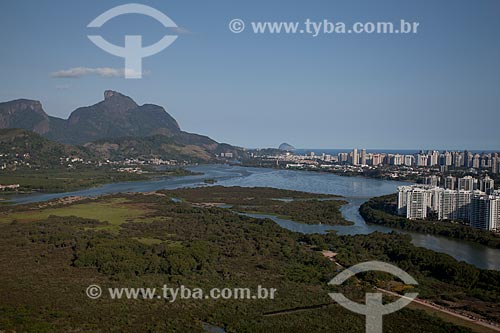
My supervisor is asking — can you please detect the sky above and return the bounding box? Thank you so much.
[0,0,499,150]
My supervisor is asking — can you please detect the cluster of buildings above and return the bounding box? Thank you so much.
[422,175,495,192]
[397,176,499,231]
[0,184,20,190]
[0,152,95,169]
[220,152,234,158]
[114,158,188,166]
[256,149,500,178]
[348,149,500,173]
[251,148,500,183]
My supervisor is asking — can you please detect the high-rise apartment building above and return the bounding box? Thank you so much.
[456,190,473,220]
[440,189,457,220]
[480,175,495,194]
[458,176,475,191]
[360,149,367,166]
[430,150,439,166]
[397,185,491,228]
[338,152,348,163]
[398,185,444,219]
[352,148,359,166]
[444,176,456,190]
[453,152,463,168]
[392,154,403,166]
[398,185,433,219]
[423,175,440,187]
[417,154,428,167]
[464,151,473,168]
[473,154,481,168]
[372,154,383,166]
[404,155,414,166]
[470,195,500,231]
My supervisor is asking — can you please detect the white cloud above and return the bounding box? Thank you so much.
[50,67,145,78]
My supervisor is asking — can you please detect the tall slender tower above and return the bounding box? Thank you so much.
[352,148,359,166]
[361,149,367,166]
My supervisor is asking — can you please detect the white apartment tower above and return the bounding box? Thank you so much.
[440,189,458,220]
[404,155,414,166]
[480,175,495,194]
[430,150,439,166]
[360,149,367,166]
[352,148,359,166]
[458,176,475,191]
[398,185,433,219]
[444,176,456,190]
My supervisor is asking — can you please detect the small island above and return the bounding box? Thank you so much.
[278,142,296,151]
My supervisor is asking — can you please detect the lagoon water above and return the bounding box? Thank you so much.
[10,164,500,270]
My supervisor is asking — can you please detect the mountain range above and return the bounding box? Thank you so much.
[0,91,243,162]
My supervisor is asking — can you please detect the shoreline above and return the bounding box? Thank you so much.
[0,166,201,199]
[237,162,416,183]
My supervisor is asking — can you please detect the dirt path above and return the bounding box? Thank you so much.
[377,288,500,332]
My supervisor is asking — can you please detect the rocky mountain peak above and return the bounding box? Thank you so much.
[1,91,183,144]
[4,99,44,113]
[104,90,116,100]
[0,99,50,134]
[101,90,138,112]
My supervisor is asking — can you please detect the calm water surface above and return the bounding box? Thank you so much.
[9,165,500,270]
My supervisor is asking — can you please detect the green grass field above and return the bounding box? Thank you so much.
[0,198,152,231]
